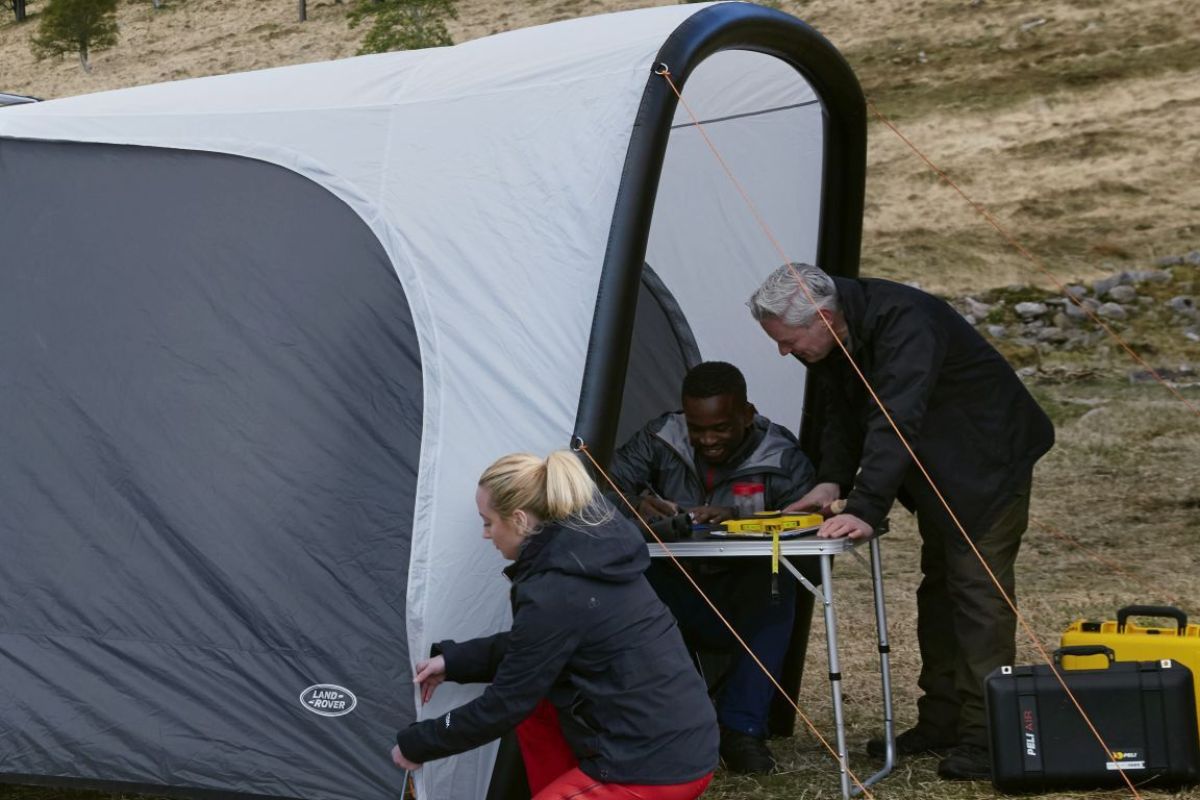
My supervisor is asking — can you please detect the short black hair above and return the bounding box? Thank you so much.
[681,361,747,404]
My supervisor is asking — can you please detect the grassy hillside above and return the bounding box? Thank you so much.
[2,2,1198,800]
[2,0,1197,295]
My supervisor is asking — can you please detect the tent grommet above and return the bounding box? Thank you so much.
[653,62,670,76]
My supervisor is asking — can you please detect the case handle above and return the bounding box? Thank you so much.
[1116,604,1187,634]
[1053,645,1116,666]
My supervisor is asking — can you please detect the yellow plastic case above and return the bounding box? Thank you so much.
[1061,605,1200,737]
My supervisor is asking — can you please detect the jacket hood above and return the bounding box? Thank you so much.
[503,506,649,585]
[653,412,799,476]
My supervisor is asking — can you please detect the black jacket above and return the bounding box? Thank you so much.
[608,412,816,512]
[395,511,718,784]
[811,277,1054,534]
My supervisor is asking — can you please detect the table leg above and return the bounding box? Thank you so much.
[872,539,896,775]
[818,554,852,800]
[853,536,895,793]
[776,541,895,797]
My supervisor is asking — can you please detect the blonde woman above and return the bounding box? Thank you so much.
[392,451,717,799]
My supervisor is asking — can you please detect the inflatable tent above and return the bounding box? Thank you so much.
[0,2,865,798]
[0,92,38,107]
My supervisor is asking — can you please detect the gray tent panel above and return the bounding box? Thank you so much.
[614,264,701,446]
[0,140,420,799]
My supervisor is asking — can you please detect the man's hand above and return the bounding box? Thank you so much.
[637,494,679,520]
[391,744,421,771]
[687,505,735,524]
[414,655,446,705]
[817,513,873,540]
[783,482,842,516]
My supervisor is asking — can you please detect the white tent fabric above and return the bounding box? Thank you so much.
[649,49,822,430]
[0,4,834,797]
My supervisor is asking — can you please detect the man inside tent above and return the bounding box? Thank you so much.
[607,361,816,774]
[748,263,1054,781]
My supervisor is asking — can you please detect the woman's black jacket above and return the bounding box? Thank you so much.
[395,511,718,784]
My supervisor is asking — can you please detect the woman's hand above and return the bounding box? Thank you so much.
[414,655,447,705]
[391,744,421,771]
[784,482,842,516]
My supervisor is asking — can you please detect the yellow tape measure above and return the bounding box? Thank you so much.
[721,513,823,534]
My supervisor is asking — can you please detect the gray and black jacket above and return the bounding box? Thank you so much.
[607,412,816,514]
[395,510,718,784]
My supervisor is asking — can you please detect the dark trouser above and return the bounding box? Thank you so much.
[914,476,1031,748]
[647,559,801,737]
[768,580,815,737]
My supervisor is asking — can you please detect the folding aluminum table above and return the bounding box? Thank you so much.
[647,533,895,799]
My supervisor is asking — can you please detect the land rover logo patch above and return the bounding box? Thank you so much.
[300,684,357,717]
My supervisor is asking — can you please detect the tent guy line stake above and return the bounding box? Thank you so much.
[656,69,1145,800]
[576,441,877,800]
[863,98,1200,421]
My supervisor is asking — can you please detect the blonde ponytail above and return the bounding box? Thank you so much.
[542,450,598,519]
[478,450,608,527]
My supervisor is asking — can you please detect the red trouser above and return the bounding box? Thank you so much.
[532,767,712,800]
[515,700,713,800]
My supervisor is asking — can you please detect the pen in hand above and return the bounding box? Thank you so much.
[639,484,681,518]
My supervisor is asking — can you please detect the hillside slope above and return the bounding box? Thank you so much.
[1,0,1197,294]
[2,6,1198,800]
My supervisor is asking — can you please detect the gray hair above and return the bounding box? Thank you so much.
[747,262,839,327]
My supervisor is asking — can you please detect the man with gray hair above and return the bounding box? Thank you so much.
[747,262,1055,780]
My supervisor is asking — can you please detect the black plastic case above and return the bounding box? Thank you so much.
[985,647,1200,792]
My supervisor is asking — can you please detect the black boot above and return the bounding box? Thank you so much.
[720,727,777,774]
[866,725,957,759]
[937,743,991,780]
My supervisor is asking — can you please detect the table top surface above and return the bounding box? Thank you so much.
[646,531,876,558]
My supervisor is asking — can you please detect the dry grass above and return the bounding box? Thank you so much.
[2,0,1199,799]
[2,0,1198,297]
[700,379,1200,799]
